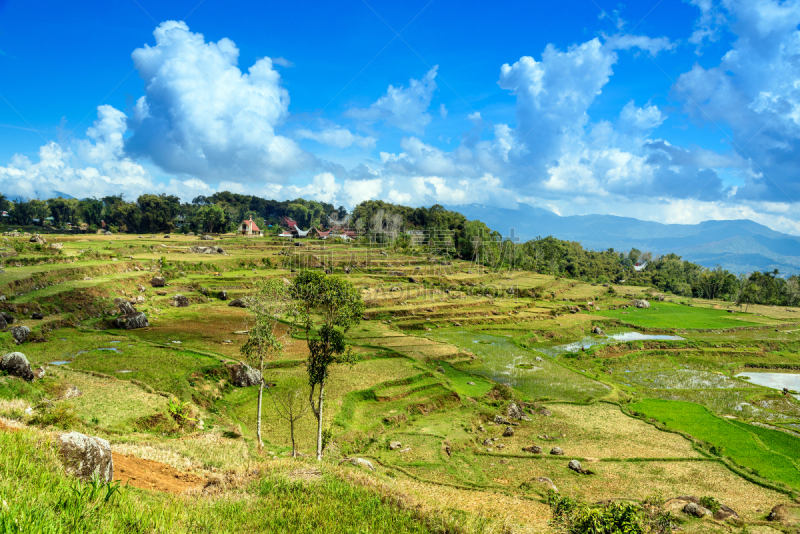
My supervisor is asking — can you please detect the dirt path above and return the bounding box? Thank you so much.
[112,452,205,493]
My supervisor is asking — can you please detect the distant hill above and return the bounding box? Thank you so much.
[446,204,800,276]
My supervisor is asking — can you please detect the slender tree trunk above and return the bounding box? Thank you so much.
[257,358,264,449]
[315,382,325,461]
[290,419,296,458]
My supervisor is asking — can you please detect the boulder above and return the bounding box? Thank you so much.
[58,432,113,482]
[228,363,262,387]
[0,314,7,331]
[657,295,665,302]
[503,426,515,437]
[683,502,710,518]
[189,245,226,255]
[218,290,228,300]
[522,445,543,454]
[535,356,543,362]
[115,298,136,315]
[32,367,45,379]
[30,234,47,244]
[62,385,82,399]
[550,447,564,456]
[150,276,166,287]
[436,366,446,373]
[389,441,402,450]
[714,504,739,521]
[633,299,650,309]
[113,312,149,330]
[768,504,790,523]
[135,295,145,304]
[568,459,592,474]
[228,298,247,308]
[493,415,510,425]
[1,311,14,324]
[11,325,30,345]
[137,284,146,293]
[200,235,214,241]
[507,402,531,421]
[31,312,44,320]
[0,352,34,380]
[172,294,190,307]
[342,457,375,471]
[591,326,605,335]
[163,234,170,239]
[538,408,552,417]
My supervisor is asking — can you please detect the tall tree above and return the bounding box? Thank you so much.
[291,271,364,461]
[268,378,311,458]
[241,278,294,448]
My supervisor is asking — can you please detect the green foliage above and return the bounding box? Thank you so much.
[29,402,79,430]
[167,398,195,429]
[549,492,648,534]
[699,496,721,514]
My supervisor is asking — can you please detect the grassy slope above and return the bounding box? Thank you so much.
[629,398,800,489]
[597,301,766,329]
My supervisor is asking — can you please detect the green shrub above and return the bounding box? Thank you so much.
[699,496,721,514]
[29,402,79,430]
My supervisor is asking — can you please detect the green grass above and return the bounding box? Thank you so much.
[0,428,448,534]
[629,398,800,490]
[597,302,764,329]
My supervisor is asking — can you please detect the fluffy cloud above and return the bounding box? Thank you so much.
[345,67,438,134]
[675,0,800,202]
[295,127,376,149]
[125,21,313,183]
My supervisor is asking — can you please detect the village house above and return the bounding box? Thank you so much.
[239,217,263,237]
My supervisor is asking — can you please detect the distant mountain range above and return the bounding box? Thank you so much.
[446,204,800,276]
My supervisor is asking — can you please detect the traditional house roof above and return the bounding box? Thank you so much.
[280,216,298,229]
[241,218,260,232]
[315,229,332,238]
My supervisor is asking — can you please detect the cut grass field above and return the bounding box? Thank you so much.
[597,301,767,329]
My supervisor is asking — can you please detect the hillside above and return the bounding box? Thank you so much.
[448,204,800,275]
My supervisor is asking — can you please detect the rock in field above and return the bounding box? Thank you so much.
[389,441,402,450]
[550,447,564,456]
[189,245,226,255]
[1,352,33,381]
[591,326,605,335]
[0,311,14,324]
[503,426,515,437]
[507,402,531,421]
[341,457,375,471]
[11,325,30,345]
[522,445,543,454]
[113,312,149,330]
[228,298,247,308]
[568,459,592,474]
[32,367,45,379]
[150,276,166,287]
[228,363,262,387]
[200,235,214,240]
[0,315,6,331]
[31,312,44,320]
[633,299,650,309]
[683,502,710,518]
[173,294,190,307]
[534,476,558,492]
[115,298,136,315]
[218,290,228,300]
[58,432,113,482]
[493,415,510,425]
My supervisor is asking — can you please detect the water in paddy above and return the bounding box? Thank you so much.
[736,372,800,399]
[535,332,684,357]
[428,331,609,401]
[50,361,70,365]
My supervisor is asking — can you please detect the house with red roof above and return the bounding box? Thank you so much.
[239,217,263,237]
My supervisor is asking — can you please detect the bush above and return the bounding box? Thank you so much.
[29,402,79,430]
[699,496,721,514]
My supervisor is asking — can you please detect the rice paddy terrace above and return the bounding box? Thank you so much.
[2,231,800,533]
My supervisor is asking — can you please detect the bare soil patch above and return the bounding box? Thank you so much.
[113,452,205,493]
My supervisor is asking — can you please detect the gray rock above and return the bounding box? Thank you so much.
[11,325,30,345]
[58,432,113,482]
[30,234,46,244]
[436,366,445,373]
[189,245,226,255]
[535,356,543,362]
[218,290,228,300]
[173,294,190,307]
[522,445,543,454]
[0,311,14,324]
[1,352,33,380]
[137,284,146,292]
[467,381,475,385]
[32,367,45,379]
[150,276,166,288]
[591,326,605,335]
[503,426,515,437]
[228,363,262,387]
[389,441,402,450]
[633,299,650,309]
[113,312,149,330]
[568,459,590,474]
[135,295,145,304]
[62,385,82,399]
[342,457,375,471]
[0,314,6,330]
[493,415,510,425]
[683,503,710,518]
[550,447,564,456]
[115,298,136,315]
[31,312,44,320]
[507,402,531,421]
[538,408,552,417]
[200,235,214,240]
[228,298,247,308]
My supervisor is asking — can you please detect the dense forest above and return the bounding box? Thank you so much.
[2,193,798,306]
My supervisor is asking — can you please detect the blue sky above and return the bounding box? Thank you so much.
[1,0,800,234]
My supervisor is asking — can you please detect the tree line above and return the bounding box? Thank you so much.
[2,192,798,305]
